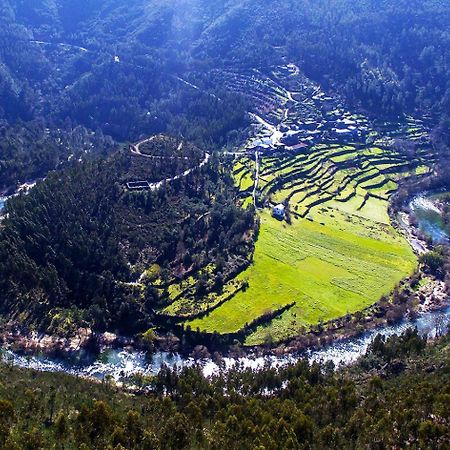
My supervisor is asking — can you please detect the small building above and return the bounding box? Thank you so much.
[247,137,273,152]
[127,181,150,190]
[287,142,309,152]
[272,203,286,220]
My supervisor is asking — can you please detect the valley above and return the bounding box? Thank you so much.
[0,62,444,354]
[169,65,438,345]
[0,2,449,448]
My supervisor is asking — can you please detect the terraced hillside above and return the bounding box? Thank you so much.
[182,65,437,345]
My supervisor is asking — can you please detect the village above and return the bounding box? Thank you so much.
[214,64,433,221]
[177,62,439,347]
[113,63,438,347]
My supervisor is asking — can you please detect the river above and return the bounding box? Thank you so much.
[409,194,449,244]
[0,180,38,215]
[1,194,449,381]
[2,306,449,381]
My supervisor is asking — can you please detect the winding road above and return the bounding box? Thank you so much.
[130,136,189,161]
[128,136,210,191]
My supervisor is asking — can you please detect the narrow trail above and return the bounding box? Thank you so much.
[30,40,89,52]
[173,76,221,101]
[146,152,210,191]
[253,150,260,207]
[130,136,189,161]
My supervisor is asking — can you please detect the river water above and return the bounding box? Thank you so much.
[2,306,449,381]
[409,194,449,244]
[1,194,449,381]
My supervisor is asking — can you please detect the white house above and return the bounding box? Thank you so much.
[272,203,285,220]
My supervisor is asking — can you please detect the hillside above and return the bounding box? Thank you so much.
[0,135,256,335]
[0,0,448,189]
[0,328,448,449]
[0,120,113,192]
[1,0,449,133]
[176,64,439,345]
[0,0,448,195]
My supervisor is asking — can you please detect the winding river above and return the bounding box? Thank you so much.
[1,194,449,381]
[2,305,449,381]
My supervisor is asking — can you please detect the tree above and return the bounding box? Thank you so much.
[0,399,14,446]
[161,413,190,449]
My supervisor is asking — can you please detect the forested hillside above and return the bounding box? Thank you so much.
[0,137,255,335]
[1,0,449,133]
[0,0,449,185]
[0,328,448,449]
[0,0,249,185]
[0,120,113,190]
[196,0,450,116]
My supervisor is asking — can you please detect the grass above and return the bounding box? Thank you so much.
[239,171,254,191]
[415,165,431,175]
[163,279,244,318]
[233,158,255,192]
[188,206,416,343]
[241,196,254,209]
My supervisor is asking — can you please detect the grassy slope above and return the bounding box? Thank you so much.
[189,202,416,343]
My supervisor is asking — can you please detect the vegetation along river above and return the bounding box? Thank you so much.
[1,194,449,381]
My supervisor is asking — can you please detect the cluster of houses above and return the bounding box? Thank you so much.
[247,105,369,155]
[215,64,374,161]
[231,64,374,158]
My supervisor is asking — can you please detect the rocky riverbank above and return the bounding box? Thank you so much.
[268,275,449,357]
[1,270,448,362]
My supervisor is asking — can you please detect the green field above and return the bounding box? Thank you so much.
[188,206,416,343]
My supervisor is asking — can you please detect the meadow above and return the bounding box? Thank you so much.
[188,206,416,344]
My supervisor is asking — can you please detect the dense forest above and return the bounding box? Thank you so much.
[0,119,114,191]
[0,137,255,335]
[0,328,448,449]
[1,1,449,115]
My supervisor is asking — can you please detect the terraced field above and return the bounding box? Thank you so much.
[178,66,437,345]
